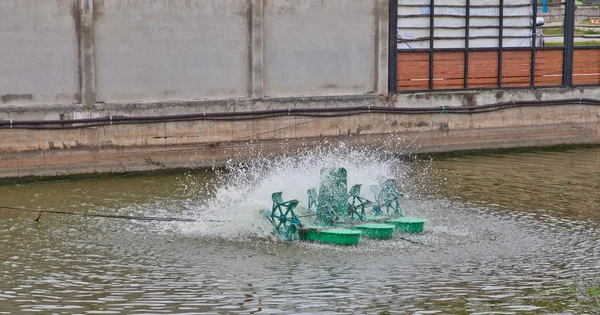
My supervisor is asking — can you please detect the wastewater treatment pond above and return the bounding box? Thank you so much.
[0,146,599,314]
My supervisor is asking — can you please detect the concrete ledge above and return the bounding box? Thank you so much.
[0,94,383,121]
[396,86,600,108]
[2,85,600,120]
[0,99,598,179]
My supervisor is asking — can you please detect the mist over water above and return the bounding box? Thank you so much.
[177,144,417,239]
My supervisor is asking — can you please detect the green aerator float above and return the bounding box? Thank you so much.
[263,168,426,245]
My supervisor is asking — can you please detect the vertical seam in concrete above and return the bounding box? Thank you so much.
[374,0,380,94]
[79,0,96,108]
[248,0,254,97]
[251,0,265,99]
[376,0,390,95]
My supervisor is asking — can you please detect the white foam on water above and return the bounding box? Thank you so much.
[177,145,407,240]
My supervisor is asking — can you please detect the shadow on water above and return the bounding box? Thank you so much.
[0,146,598,314]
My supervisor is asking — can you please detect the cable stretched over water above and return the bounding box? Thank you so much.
[0,205,198,222]
[395,234,429,246]
[0,208,426,245]
[400,107,448,155]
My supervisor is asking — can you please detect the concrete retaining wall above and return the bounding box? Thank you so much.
[0,95,597,178]
[0,0,79,106]
[541,5,600,22]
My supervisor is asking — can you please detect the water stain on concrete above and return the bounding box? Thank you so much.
[463,93,477,106]
[1,94,33,104]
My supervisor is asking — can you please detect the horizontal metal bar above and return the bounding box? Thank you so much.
[399,35,552,42]
[397,47,564,52]
[398,4,530,8]
[572,83,600,87]
[397,84,566,94]
[400,26,539,30]
[399,14,540,18]
[408,47,538,52]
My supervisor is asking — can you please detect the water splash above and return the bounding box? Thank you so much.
[178,144,409,239]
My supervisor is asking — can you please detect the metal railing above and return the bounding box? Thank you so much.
[390,0,600,93]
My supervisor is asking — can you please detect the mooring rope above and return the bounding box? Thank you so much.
[0,205,198,222]
[2,205,430,246]
[395,234,428,246]
[399,106,448,155]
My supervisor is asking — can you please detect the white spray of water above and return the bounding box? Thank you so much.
[177,144,409,239]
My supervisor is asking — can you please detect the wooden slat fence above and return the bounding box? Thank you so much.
[397,48,568,91]
[502,51,532,87]
[469,51,499,89]
[573,49,600,85]
[535,49,564,86]
[397,52,430,90]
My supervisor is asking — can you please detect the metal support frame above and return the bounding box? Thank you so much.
[388,0,398,94]
[531,0,538,87]
[347,184,371,221]
[464,0,470,89]
[498,0,504,88]
[564,0,575,87]
[371,179,405,216]
[429,0,435,90]
[268,192,302,241]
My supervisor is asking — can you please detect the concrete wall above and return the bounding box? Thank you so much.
[540,5,600,23]
[0,0,79,106]
[0,0,599,179]
[0,0,388,107]
[263,0,387,97]
[94,0,252,102]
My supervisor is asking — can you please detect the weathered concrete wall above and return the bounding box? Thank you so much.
[541,5,600,23]
[0,0,386,106]
[94,0,252,103]
[396,87,600,108]
[262,0,388,97]
[0,95,597,178]
[0,0,79,106]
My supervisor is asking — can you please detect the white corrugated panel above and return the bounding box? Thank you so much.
[397,0,533,49]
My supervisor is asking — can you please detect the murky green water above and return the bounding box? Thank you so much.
[0,147,598,314]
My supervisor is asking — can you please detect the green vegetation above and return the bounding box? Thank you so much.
[588,286,600,299]
[573,40,600,46]
[560,278,600,310]
[546,40,600,46]
[543,28,564,36]
[576,287,599,307]
[542,28,600,36]
[580,28,600,35]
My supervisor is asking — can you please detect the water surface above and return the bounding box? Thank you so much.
[0,147,598,314]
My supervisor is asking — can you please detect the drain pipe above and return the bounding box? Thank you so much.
[1,98,598,130]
